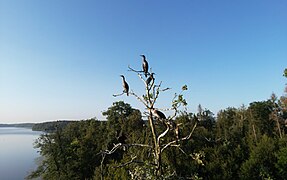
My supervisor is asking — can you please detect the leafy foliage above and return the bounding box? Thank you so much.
[28,67,287,179]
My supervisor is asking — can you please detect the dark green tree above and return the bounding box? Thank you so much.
[240,135,278,180]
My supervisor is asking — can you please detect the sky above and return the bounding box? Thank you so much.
[0,0,286,123]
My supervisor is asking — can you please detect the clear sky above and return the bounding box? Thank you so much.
[1,0,286,123]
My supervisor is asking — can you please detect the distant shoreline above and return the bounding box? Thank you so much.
[0,123,34,128]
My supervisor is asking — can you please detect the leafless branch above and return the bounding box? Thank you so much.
[137,73,146,84]
[97,143,123,156]
[97,143,152,157]
[113,156,147,168]
[157,124,170,143]
[161,121,197,153]
[151,82,162,107]
[160,87,171,92]
[113,156,137,168]
[203,136,222,143]
[130,91,148,107]
[167,145,189,157]
[126,143,152,148]
[146,81,153,107]
[113,92,125,97]
[128,65,143,73]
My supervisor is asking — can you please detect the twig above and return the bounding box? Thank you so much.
[130,91,148,107]
[151,82,162,107]
[157,124,170,143]
[97,143,123,156]
[128,65,144,73]
[177,146,188,156]
[137,73,146,84]
[160,87,171,92]
[126,143,152,148]
[161,121,197,153]
[113,92,125,97]
[97,143,152,156]
[113,156,147,168]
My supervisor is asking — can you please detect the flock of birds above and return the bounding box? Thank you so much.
[120,54,151,97]
[119,55,166,119]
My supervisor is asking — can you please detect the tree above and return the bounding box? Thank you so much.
[247,101,274,139]
[276,147,287,178]
[99,55,198,179]
[240,135,278,180]
[28,66,287,179]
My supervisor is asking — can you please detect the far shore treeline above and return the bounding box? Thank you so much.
[0,121,74,132]
[0,123,35,128]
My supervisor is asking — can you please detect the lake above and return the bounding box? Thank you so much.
[0,127,42,180]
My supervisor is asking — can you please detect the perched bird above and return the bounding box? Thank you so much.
[146,73,155,86]
[116,131,127,144]
[120,75,129,96]
[151,108,166,120]
[141,55,149,77]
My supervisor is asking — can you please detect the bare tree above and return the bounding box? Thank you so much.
[102,55,198,178]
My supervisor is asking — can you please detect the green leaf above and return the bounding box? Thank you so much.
[182,85,188,91]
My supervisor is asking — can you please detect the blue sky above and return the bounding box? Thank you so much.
[1,0,286,123]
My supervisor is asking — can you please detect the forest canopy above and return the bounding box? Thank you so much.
[28,66,287,180]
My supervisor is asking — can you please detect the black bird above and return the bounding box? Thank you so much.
[151,109,166,120]
[117,133,127,144]
[116,130,127,144]
[141,55,149,77]
[146,73,155,86]
[120,75,129,96]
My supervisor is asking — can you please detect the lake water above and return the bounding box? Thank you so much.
[0,127,42,180]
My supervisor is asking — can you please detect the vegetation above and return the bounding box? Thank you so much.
[28,64,287,179]
[32,120,73,132]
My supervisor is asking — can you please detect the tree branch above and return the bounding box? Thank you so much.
[125,143,152,148]
[113,156,137,168]
[157,124,170,143]
[113,92,125,97]
[151,82,162,107]
[161,121,197,153]
[113,156,149,168]
[129,91,148,107]
[97,142,152,156]
[128,65,144,74]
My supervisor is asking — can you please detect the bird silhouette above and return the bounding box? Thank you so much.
[120,75,129,96]
[151,109,166,120]
[146,73,155,86]
[117,131,127,144]
[141,55,149,77]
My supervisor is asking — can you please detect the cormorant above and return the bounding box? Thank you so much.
[151,109,166,120]
[117,132,127,144]
[140,55,149,77]
[146,73,155,86]
[120,75,129,96]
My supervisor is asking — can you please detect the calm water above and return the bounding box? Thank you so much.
[0,127,42,180]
